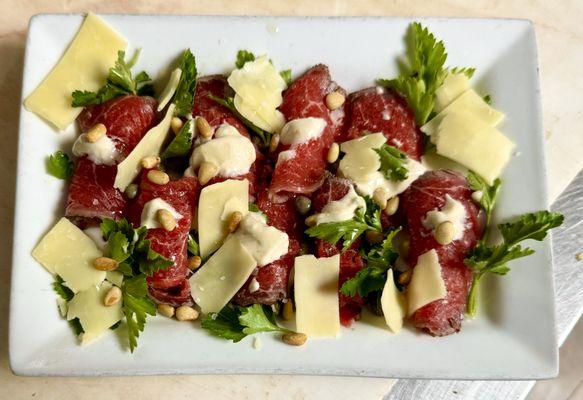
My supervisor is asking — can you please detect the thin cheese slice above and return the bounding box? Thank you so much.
[198,179,249,259]
[67,281,123,345]
[114,103,175,191]
[294,254,340,338]
[24,13,127,130]
[407,249,447,316]
[434,72,470,113]
[32,217,105,293]
[434,113,515,184]
[157,68,182,111]
[228,56,286,133]
[421,89,504,137]
[105,271,124,287]
[189,235,257,314]
[380,272,407,333]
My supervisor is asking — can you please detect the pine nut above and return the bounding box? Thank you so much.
[125,183,139,199]
[282,300,294,321]
[188,255,202,270]
[305,215,318,227]
[327,143,340,163]
[434,221,455,245]
[147,170,170,185]
[384,196,399,216]
[176,305,199,321]
[157,209,177,231]
[365,230,384,244]
[294,196,312,215]
[104,286,122,307]
[282,332,307,346]
[228,211,243,233]
[196,117,213,139]
[140,155,161,169]
[157,303,175,318]
[577,252,583,261]
[171,117,184,135]
[373,187,389,209]
[85,123,107,143]
[325,91,345,111]
[93,257,119,271]
[198,162,218,185]
[269,134,280,152]
[398,269,412,285]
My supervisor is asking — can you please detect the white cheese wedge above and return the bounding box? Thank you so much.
[105,271,124,288]
[434,72,470,113]
[294,254,340,337]
[157,68,182,111]
[66,281,123,345]
[421,89,504,137]
[380,272,407,333]
[24,13,127,130]
[433,113,515,184]
[114,103,175,191]
[228,56,286,133]
[339,132,426,197]
[407,249,447,316]
[198,179,249,259]
[233,212,289,266]
[189,235,258,314]
[32,217,105,293]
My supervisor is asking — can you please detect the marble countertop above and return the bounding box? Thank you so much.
[1,1,581,399]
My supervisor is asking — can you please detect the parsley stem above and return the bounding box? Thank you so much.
[466,273,482,318]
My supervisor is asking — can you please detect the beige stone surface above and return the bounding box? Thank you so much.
[0,1,581,399]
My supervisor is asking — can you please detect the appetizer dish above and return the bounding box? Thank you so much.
[24,13,562,353]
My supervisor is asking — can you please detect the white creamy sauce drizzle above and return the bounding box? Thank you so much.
[72,133,119,166]
[313,185,365,225]
[422,194,467,241]
[233,212,289,267]
[275,117,327,167]
[188,124,256,177]
[140,198,183,229]
[279,117,327,146]
[338,132,426,198]
[83,227,107,252]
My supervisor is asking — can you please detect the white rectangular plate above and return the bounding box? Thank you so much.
[10,14,557,379]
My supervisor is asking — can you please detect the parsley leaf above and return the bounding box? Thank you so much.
[341,228,401,297]
[162,119,194,159]
[450,66,476,79]
[280,69,292,86]
[187,234,200,256]
[53,275,74,301]
[122,286,156,352]
[467,171,501,228]
[202,304,292,342]
[464,211,564,317]
[46,151,73,180]
[71,50,153,107]
[209,95,272,146]
[100,218,172,351]
[374,144,409,181]
[172,49,198,116]
[53,276,84,335]
[378,22,447,125]
[306,196,381,251]
[236,50,256,69]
